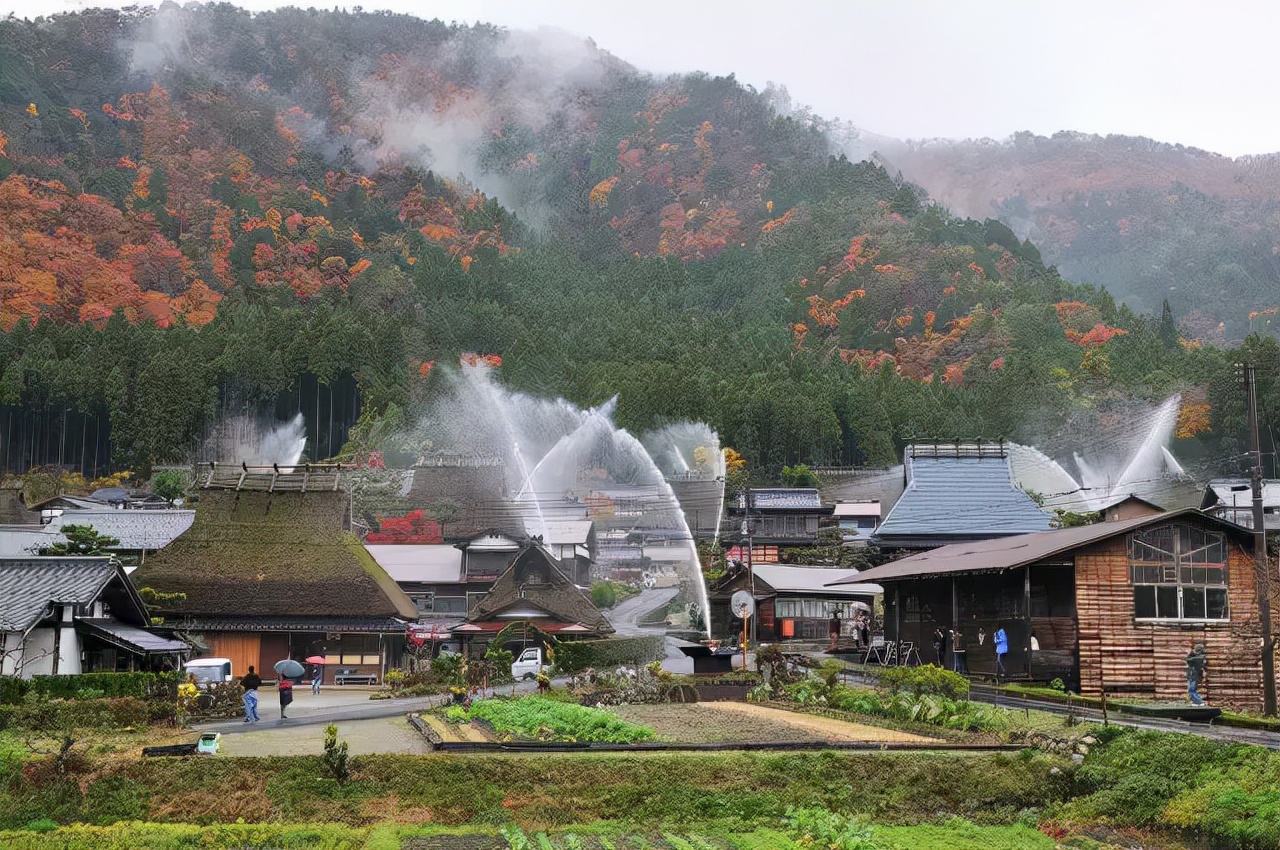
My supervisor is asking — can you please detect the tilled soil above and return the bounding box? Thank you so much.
[609,701,937,744]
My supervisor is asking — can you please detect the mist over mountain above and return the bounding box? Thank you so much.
[843,131,1280,340]
[0,4,1272,480]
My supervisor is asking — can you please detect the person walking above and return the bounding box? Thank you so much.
[278,678,294,720]
[240,665,262,723]
[993,625,1009,677]
[310,666,322,696]
[931,626,948,666]
[828,610,842,652]
[950,628,969,674]
[1186,644,1208,705]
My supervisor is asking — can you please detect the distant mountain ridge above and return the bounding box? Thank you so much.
[850,131,1280,337]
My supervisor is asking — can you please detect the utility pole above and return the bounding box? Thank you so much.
[1244,362,1277,716]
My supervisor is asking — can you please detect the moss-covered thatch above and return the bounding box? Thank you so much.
[132,489,417,620]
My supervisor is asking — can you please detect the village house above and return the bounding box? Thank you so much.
[0,556,187,677]
[709,562,880,643]
[451,541,613,654]
[0,489,194,560]
[833,500,882,546]
[1200,478,1280,530]
[131,465,418,685]
[872,442,1052,552]
[832,508,1273,711]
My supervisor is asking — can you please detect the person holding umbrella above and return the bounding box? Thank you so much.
[278,678,294,719]
[305,655,326,695]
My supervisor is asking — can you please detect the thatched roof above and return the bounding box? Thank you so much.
[132,489,418,621]
[467,543,612,634]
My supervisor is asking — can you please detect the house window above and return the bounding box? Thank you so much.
[409,593,434,613]
[1128,524,1229,621]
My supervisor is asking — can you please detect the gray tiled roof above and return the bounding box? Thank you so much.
[0,557,118,631]
[750,489,823,509]
[874,454,1052,543]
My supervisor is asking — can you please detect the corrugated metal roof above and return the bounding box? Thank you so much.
[364,545,463,583]
[750,488,823,509]
[77,618,188,653]
[829,508,1245,585]
[538,520,593,545]
[748,563,881,596]
[874,454,1051,542]
[0,557,118,631]
[833,501,881,518]
[1203,478,1280,509]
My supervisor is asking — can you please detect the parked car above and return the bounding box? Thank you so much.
[183,657,233,689]
[510,646,549,680]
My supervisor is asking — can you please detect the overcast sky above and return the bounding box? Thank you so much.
[7,0,1278,157]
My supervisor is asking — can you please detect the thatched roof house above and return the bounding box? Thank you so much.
[133,474,417,683]
[453,542,613,643]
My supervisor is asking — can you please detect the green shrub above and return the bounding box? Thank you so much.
[81,777,149,826]
[872,664,968,699]
[782,806,883,849]
[552,636,665,674]
[321,725,350,785]
[590,581,617,609]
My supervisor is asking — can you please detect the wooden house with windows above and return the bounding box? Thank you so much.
[830,508,1272,711]
[709,562,880,642]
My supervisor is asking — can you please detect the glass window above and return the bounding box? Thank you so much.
[1181,587,1206,619]
[1129,523,1229,621]
[1133,586,1156,618]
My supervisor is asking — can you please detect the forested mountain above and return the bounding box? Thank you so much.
[858,132,1280,339]
[0,4,1270,480]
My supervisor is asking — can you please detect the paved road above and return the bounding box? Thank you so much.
[608,587,679,636]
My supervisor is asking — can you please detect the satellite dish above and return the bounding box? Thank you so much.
[730,590,755,619]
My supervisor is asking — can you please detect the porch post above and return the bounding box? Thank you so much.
[1024,565,1032,678]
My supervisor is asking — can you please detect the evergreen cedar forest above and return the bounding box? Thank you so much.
[3,5,1280,478]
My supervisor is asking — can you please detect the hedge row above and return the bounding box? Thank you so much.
[0,673,182,705]
[553,635,666,674]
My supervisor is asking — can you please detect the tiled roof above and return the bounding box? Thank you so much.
[874,452,1051,543]
[0,557,119,631]
[133,490,419,621]
[47,508,195,550]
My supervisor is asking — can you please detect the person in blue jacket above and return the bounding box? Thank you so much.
[993,625,1009,677]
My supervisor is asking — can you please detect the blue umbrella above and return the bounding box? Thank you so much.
[274,659,305,679]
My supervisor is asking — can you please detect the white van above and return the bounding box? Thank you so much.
[184,657,234,688]
[510,646,549,680]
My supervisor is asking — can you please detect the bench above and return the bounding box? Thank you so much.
[334,670,378,686]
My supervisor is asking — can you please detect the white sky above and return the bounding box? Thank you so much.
[6,0,1279,157]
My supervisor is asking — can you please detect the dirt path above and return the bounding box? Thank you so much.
[213,716,430,756]
[699,702,935,742]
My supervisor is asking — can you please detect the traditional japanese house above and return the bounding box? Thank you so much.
[872,442,1051,552]
[0,556,187,677]
[831,508,1272,711]
[451,541,613,654]
[132,466,418,684]
[709,562,880,642]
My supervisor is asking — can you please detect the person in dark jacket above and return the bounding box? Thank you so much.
[240,666,262,723]
[931,627,948,666]
[950,628,969,674]
[278,678,294,719]
[993,625,1009,677]
[1186,644,1208,705]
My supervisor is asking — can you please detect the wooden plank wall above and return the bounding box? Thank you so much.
[1076,536,1264,712]
[205,633,262,681]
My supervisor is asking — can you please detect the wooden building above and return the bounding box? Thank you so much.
[833,509,1272,711]
[451,542,613,653]
[132,467,418,684]
[709,562,880,643]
